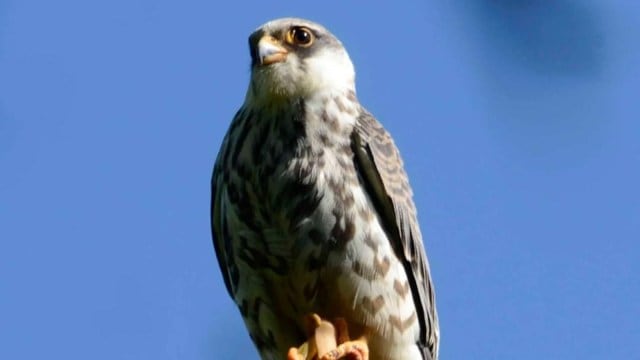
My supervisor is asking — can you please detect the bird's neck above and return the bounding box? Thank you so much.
[300,89,361,152]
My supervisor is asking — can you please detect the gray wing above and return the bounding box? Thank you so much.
[351,110,439,359]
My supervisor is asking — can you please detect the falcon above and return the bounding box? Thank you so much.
[211,18,439,360]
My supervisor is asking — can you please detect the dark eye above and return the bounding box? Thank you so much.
[288,27,314,46]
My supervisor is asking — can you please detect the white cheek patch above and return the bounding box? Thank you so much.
[247,47,356,103]
[302,48,355,93]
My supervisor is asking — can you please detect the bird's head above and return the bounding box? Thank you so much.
[246,18,356,104]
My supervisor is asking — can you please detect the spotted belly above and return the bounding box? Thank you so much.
[280,174,423,359]
[224,149,421,359]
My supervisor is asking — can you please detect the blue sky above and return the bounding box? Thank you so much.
[1,1,638,359]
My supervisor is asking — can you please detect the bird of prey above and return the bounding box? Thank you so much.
[211,18,439,360]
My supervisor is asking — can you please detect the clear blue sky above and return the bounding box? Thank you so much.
[1,1,638,359]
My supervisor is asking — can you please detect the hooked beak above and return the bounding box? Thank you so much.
[258,35,288,66]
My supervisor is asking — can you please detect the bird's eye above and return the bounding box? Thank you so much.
[287,27,314,47]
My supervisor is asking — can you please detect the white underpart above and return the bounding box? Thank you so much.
[297,95,422,359]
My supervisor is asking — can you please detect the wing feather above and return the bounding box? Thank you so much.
[211,108,246,298]
[351,110,439,359]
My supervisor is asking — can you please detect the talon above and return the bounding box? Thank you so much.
[318,338,369,360]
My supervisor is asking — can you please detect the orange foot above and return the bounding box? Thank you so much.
[287,314,369,360]
[318,318,368,360]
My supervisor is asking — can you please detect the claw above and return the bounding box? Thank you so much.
[318,338,368,360]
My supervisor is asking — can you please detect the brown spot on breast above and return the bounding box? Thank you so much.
[326,177,342,195]
[341,193,355,209]
[351,260,376,281]
[363,233,378,254]
[393,279,410,299]
[346,90,357,102]
[318,132,331,147]
[336,147,352,168]
[373,256,391,277]
[359,207,375,222]
[330,208,356,249]
[322,110,341,133]
[334,96,348,113]
[389,312,417,333]
[317,155,326,168]
[362,295,385,315]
